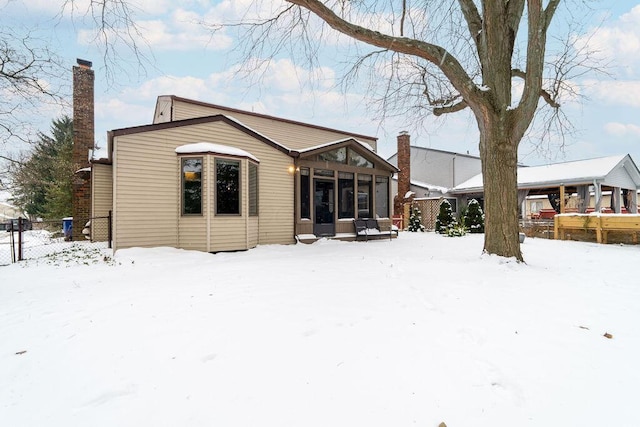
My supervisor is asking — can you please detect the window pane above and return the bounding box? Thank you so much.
[317,147,347,164]
[249,163,258,216]
[182,158,202,215]
[349,149,373,168]
[338,172,354,219]
[357,174,373,218]
[375,176,389,218]
[216,159,240,215]
[314,169,334,177]
[300,168,310,219]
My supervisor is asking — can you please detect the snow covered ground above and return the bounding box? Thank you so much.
[1,233,639,427]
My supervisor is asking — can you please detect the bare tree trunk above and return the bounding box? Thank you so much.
[478,113,523,261]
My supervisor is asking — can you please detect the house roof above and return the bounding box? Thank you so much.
[451,154,640,193]
[387,145,482,162]
[110,114,291,156]
[297,137,375,154]
[110,112,396,172]
[159,95,378,146]
[297,138,399,172]
[391,176,449,194]
[175,142,260,162]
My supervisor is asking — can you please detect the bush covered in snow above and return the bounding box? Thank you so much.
[435,200,455,234]
[407,204,425,232]
[463,199,485,233]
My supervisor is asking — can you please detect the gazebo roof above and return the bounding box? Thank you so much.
[450,154,640,194]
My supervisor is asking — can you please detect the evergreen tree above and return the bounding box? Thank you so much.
[407,204,425,232]
[435,199,455,234]
[10,116,74,219]
[464,199,485,233]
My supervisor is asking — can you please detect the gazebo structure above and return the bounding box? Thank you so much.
[450,154,640,216]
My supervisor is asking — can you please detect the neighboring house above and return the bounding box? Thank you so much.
[450,154,640,216]
[385,133,483,221]
[92,95,398,252]
[386,137,483,200]
[0,199,24,223]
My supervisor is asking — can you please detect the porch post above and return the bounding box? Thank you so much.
[612,187,621,213]
[559,185,566,214]
[594,181,602,212]
[631,189,638,214]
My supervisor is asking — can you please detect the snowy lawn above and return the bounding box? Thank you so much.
[1,233,639,427]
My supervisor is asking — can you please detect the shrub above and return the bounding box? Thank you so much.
[464,199,485,233]
[445,224,468,237]
[435,200,455,234]
[407,204,425,232]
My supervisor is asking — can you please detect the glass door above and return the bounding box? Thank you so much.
[314,179,335,236]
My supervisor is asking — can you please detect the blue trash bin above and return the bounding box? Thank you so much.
[63,217,73,241]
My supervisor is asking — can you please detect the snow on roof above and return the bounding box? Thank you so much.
[453,155,633,192]
[296,137,375,153]
[175,142,260,162]
[391,176,449,194]
[410,179,449,194]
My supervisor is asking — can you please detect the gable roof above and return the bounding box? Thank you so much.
[297,137,375,154]
[156,95,378,151]
[297,138,399,173]
[109,114,292,156]
[451,154,640,193]
[109,113,397,172]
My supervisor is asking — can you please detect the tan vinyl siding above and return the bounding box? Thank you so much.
[113,120,294,252]
[91,163,112,242]
[210,216,246,252]
[113,133,179,251]
[248,216,259,247]
[171,99,378,152]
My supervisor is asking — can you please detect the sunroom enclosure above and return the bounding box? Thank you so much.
[294,142,397,238]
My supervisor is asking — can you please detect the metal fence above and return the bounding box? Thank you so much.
[0,214,112,266]
[519,219,555,239]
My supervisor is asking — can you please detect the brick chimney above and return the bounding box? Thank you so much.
[394,131,411,215]
[72,58,94,240]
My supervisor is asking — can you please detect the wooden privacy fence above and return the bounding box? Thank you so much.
[404,198,443,231]
[554,214,640,244]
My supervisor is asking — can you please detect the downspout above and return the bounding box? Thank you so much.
[245,159,249,250]
[107,131,115,250]
[206,156,211,251]
[112,134,118,251]
[452,154,456,187]
[291,151,300,242]
[594,179,602,212]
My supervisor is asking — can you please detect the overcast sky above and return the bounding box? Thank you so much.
[2,0,640,166]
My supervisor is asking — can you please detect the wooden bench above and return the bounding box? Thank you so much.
[353,218,397,241]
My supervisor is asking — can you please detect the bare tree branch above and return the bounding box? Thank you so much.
[512,68,560,108]
[457,0,484,60]
[433,99,469,116]
[285,0,482,105]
